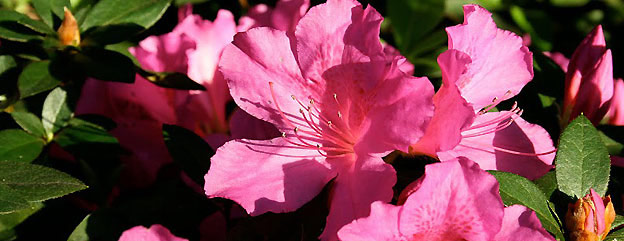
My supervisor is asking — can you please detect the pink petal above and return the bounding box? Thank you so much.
[271,0,310,32]
[398,157,504,240]
[446,4,533,111]
[611,155,624,168]
[119,224,187,241]
[495,205,556,241]
[204,137,335,215]
[229,108,280,140]
[219,27,309,132]
[607,78,624,125]
[590,188,606,234]
[337,201,401,241]
[130,33,195,73]
[571,49,614,125]
[438,112,555,180]
[320,155,396,241]
[383,44,414,76]
[410,50,475,156]
[238,4,272,32]
[543,51,570,72]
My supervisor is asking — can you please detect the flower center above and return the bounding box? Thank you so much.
[269,82,355,158]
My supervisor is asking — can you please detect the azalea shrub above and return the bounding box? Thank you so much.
[0,0,624,240]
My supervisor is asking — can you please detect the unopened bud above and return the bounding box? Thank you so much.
[57,7,80,46]
[565,189,615,241]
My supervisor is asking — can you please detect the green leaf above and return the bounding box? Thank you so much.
[534,171,557,198]
[556,115,611,198]
[138,69,205,90]
[550,0,590,7]
[67,214,90,241]
[0,129,45,163]
[42,87,72,138]
[10,112,46,137]
[605,228,624,241]
[0,160,87,202]
[74,47,136,83]
[31,0,71,28]
[0,55,17,75]
[489,171,565,241]
[509,5,552,51]
[81,23,144,46]
[388,0,445,56]
[162,124,214,186]
[18,60,62,99]
[55,116,118,148]
[0,202,42,239]
[80,0,171,31]
[0,10,45,42]
[0,185,29,214]
[612,215,624,231]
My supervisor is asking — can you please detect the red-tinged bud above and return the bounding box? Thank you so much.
[561,25,614,126]
[57,7,80,46]
[565,189,616,241]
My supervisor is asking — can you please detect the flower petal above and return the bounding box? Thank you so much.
[219,27,310,132]
[337,201,401,241]
[398,158,503,240]
[438,112,555,180]
[204,137,335,215]
[119,224,187,241]
[410,50,475,156]
[229,108,281,140]
[607,78,624,125]
[495,205,555,241]
[320,155,396,241]
[446,4,533,111]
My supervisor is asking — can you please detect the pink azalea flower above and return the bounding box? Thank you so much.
[544,51,570,72]
[204,0,435,240]
[606,78,624,125]
[409,5,556,180]
[238,0,310,32]
[337,158,554,241]
[561,25,614,126]
[76,6,240,187]
[119,224,187,241]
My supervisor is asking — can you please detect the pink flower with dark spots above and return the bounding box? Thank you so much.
[410,5,556,180]
[204,0,434,240]
[338,158,554,241]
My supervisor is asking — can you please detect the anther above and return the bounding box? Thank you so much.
[281,132,287,137]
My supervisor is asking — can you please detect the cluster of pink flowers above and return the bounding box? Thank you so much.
[75,0,620,240]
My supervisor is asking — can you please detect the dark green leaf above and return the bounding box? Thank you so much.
[605,228,624,241]
[534,171,557,198]
[162,124,214,186]
[74,47,136,83]
[138,69,205,90]
[612,215,624,231]
[80,0,171,31]
[82,23,144,46]
[18,60,62,99]
[509,6,553,51]
[556,115,610,198]
[55,116,118,148]
[10,112,46,138]
[0,160,87,202]
[388,0,444,56]
[0,10,45,42]
[599,125,624,156]
[0,185,29,215]
[42,87,72,138]
[0,55,17,75]
[550,0,590,7]
[489,171,564,241]
[105,41,139,66]
[0,202,42,238]
[0,129,45,163]
[31,0,71,28]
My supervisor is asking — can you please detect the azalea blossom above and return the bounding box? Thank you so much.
[338,158,554,241]
[560,25,614,126]
[606,78,624,125]
[119,224,186,241]
[204,0,435,239]
[409,5,556,180]
[238,0,310,32]
[565,189,616,241]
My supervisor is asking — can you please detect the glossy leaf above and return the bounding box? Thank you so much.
[550,0,590,7]
[18,60,61,99]
[0,10,45,42]
[31,0,71,28]
[556,115,611,198]
[489,170,565,241]
[74,47,136,83]
[0,56,17,75]
[67,214,90,241]
[10,112,46,138]
[534,171,557,198]
[0,185,29,215]
[80,0,171,31]
[162,124,214,186]
[387,0,444,56]
[0,160,87,202]
[0,129,45,163]
[0,202,42,239]
[82,23,144,46]
[138,69,205,90]
[42,87,72,138]
[55,116,118,148]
